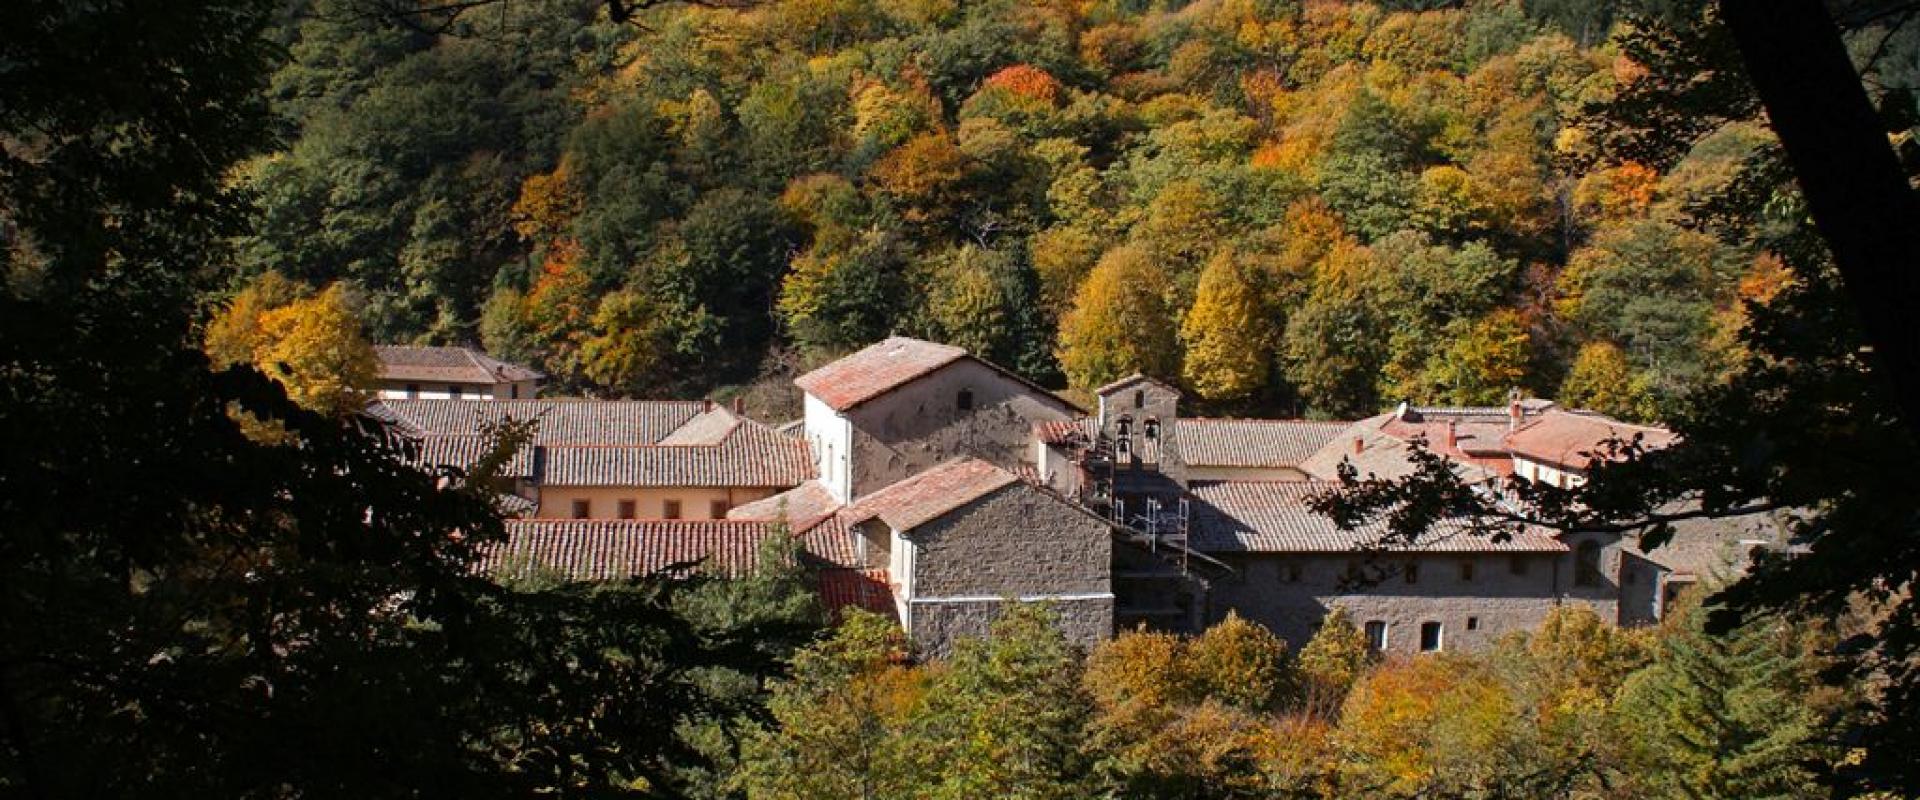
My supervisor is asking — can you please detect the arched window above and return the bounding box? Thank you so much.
[956,388,974,412]
[1574,540,1604,587]
[1133,389,1145,409]
[1116,416,1132,437]
[1143,418,1160,441]
[1115,437,1130,458]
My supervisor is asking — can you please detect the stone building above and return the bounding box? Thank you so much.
[443,335,1775,659]
[374,345,542,400]
[373,399,812,520]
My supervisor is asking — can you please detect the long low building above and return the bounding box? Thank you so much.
[406,336,1781,659]
[373,399,813,521]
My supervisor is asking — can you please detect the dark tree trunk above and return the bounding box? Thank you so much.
[1718,0,1920,437]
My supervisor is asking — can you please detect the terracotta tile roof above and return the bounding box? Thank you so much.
[481,516,863,582]
[656,406,740,445]
[1299,415,1499,483]
[373,399,706,445]
[728,481,843,526]
[1503,410,1676,470]
[818,568,896,619]
[540,416,813,488]
[482,520,785,581]
[404,434,537,478]
[794,336,1082,413]
[794,337,967,411]
[1189,481,1567,553]
[1180,419,1350,468]
[1035,418,1097,446]
[376,345,543,384]
[845,457,1018,531]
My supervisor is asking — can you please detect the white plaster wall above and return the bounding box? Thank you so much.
[804,392,854,501]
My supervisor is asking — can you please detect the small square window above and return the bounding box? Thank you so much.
[1467,616,1480,631]
[449,384,463,399]
[957,389,974,411]
[1404,562,1419,584]
[663,499,682,520]
[1460,560,1475,582]
[1420,621,1444,652]
[405,383,420,399]
[510,384,520,399]
[1509,555,1529,576]
[570,499,590,519]
[710,499,729,519]
[617,500,636,520]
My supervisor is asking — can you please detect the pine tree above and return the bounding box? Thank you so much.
[1611,603,1844,798]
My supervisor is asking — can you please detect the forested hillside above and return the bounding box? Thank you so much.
[243,0,1770,418]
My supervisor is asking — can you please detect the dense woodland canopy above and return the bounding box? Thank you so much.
[243,0,1789,418]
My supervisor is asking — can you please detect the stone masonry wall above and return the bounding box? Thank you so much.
[848,359,1076,497]
[908,482,1111,598]
[909,597,1115,660]
[1207,552,1614,655]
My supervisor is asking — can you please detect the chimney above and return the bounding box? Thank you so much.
[1444,421,1458,451]
[704,399,714,412]
[1508,398,1524,431]
[1352,437,1364,456]
[732,396,745,414]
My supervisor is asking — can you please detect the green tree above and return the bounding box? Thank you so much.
[1559,341,1658,421]
[1295,606,1372,719]
[1612,603,1845,798]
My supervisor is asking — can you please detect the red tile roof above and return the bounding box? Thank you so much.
[845,457,1018,531]
[480,517,862,582]
[1180,419,1350,468]
[376,345,543,384]
[728,481,843,526]
[1189,481,1568,553]
[374,399,706,445]
[794,337,968,411]
[818,568,897,619]
[540,412,813,488]
[1503,411,1677,470]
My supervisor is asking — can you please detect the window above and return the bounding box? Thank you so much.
[1459,560,1475,582]
[1364,621,1388,652]
[1467,616,1480,631]
[449,384,463,399]
[1117,416,1132,437]
[1574,540,1604,587]
[663,499,682,520]
[617,500,636,520]
[1419,621,1444,652]
[405,383,420,399]
[957,388,974,411]
[1509,555,1529,576]
[1281,562,1302,583]
[1144,418,1160,441]
[1115,437,1130,459]
[570,499,590,519]
[1133,389,1145,409]
[710,499,729,519]
[1404,562,1419,584]
[510,384,520,399]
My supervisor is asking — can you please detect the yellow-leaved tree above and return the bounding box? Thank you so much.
[1056,244,1179,389]
[1181,250,1273,403]
[205,274,377,421]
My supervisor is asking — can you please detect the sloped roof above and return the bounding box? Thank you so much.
[480,517,863,583]
[845,457,1019,532]
[656,406,740,445]
[795,337,968,411]
[539,412,811,488]
[1299,415,1499,483]
[1035,417,1098,446]
[794,336,1080,413]
[1180,419,1350,468]
[1188,481,1567,553]
[1094,372,1177,396]
[1503,410,1677,470]
[818,568,897,618]
[374,399,706,445]
[728,481,843,526]
[376,345,543,384]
